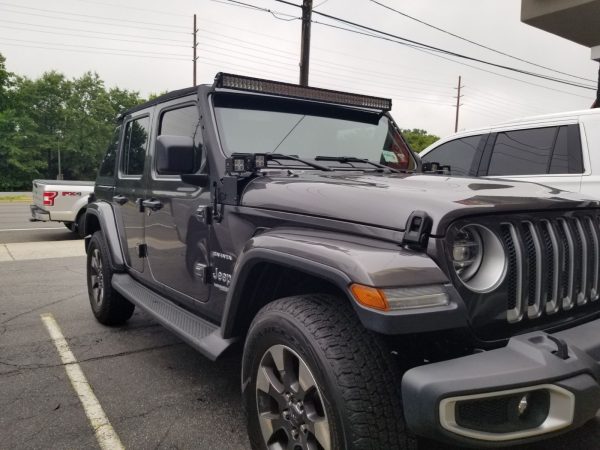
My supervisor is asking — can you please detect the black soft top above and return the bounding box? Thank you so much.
[119,85,201,118]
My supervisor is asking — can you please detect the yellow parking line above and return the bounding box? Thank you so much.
[41,313,125,450]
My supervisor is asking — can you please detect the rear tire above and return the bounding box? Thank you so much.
[242,294,416,450]
[86,231,134,325]
[76,211,86,239]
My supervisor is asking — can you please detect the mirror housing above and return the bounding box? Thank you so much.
[181,174,210,188]
[156,135,195,175]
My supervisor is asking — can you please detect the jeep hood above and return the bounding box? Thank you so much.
[240,172,600,235]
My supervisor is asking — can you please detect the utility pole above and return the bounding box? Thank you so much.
[193,14,198,86]
[454,75,464,132]
[299,0,313,86]
[56,128,63,180]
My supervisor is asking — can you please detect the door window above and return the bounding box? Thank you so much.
[488,127,556,176]
[421,135,483,176]
[98,125,120,178]
[121,116,150,177]
[548,127,569,174]
[158,105,203,174]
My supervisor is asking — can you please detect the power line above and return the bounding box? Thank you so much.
[215,0,595,95]
[0,37,189,58]
[211,0,300,21]
[195,30,454,93]
[312,19,593,100]
[410,42,594,100]
[73,0,189,18]
[0,41,189,61]
[0,4,189,34]
[313,0,330,8]
[272,0,596,90]
[196,26,454,89]
[0,18,190,43]
[0,25,190,48]
[368,0,596,84]
[0,1,184,29]
[195,39,454,97]
[195,52,450,105]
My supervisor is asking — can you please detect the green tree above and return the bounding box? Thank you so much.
[0,52,144,190]
[401,128,439,153]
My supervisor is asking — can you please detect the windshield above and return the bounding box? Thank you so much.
[214,96,416,171]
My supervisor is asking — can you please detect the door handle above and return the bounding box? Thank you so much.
[141,199,163,211]
[112,195,128,205]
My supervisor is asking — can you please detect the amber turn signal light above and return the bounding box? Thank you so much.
[350,284,389,311]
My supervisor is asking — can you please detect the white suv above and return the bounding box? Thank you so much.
[420,108,600,195]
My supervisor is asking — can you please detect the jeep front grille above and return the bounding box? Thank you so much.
[500,216,600,324]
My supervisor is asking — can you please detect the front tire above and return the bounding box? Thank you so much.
[86,231,134,325]
[242,294,415,450]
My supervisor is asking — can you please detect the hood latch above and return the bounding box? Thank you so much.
[402,211,432,251]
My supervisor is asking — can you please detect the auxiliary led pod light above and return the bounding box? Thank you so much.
[225,153,268,175]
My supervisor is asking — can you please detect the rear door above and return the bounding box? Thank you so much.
[481,125,584,193]
[113,112,152,273]
[144,99,211,302]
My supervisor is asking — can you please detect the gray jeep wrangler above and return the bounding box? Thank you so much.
[84,73,600,449]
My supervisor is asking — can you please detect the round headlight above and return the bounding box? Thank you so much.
[452,224,506,292]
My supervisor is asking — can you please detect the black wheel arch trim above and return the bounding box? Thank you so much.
[84,201,126,272]
[221,247,352,339]
[220,228,464,339]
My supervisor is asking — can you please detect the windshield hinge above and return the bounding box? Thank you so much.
[402,211,432,251]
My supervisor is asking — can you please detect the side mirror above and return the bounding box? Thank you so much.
[156,135,195,175]
[181,174,210,188]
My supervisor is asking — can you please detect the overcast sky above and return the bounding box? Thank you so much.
[1,0,597,137]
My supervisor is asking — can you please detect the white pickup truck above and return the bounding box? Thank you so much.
[30,179,94,237]
[420,108,600,195]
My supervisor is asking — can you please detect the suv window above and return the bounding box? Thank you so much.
[98,125,120,178]
[421,135,483,176]
[158,105,203,174]
[122,116,150,176]
[488,127,557,176]
[214,96,416,170]
[549,126,569,174]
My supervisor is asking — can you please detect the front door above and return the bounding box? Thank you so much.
[114,113,151,273]
[144,101,212,302]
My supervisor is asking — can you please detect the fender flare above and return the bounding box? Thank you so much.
[220,228,460,338]
[84,201,126,271]
[220,246,352,339]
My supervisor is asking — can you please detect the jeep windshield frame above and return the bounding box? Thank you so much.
[212,92,417,172]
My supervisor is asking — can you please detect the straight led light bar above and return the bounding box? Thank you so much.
[214,72,392,111]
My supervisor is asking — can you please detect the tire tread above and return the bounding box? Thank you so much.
[250,294,417,450]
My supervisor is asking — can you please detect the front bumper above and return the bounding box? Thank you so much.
[29,204,50,222]
[402,317,600,447]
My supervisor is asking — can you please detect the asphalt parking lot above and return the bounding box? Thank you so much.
[1,201,600,449]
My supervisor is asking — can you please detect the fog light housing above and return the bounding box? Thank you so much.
[455,390,549,434]
[439,384,575,441]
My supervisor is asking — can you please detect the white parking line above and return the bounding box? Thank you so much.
[0,227,64,232]
[41,313,125,450]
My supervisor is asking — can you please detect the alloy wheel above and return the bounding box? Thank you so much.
[89,248,104,305]
[256,344,331,450]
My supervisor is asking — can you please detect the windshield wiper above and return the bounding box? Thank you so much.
[269,154,332,171]
[314,156,399,173]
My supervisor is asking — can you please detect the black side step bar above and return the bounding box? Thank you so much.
[111,273,235,361]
